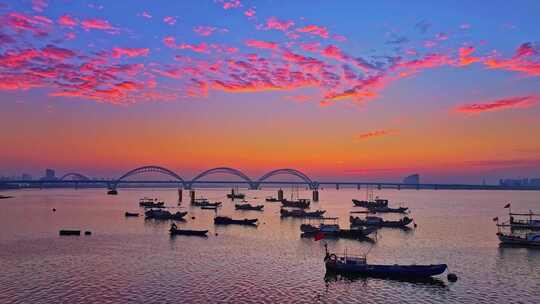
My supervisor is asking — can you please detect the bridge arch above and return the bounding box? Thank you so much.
[254,168,317,189]
[59,172,91,181]
[185,167,253,189]
[111,166,184,189]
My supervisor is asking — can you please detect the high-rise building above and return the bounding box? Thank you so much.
[45,169,56,180]
[22,173,32,180]
[403,174,420,184]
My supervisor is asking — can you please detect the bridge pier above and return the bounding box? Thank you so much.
[357,184,360,190]
[312,190,319,202]
[397,184,401,190]
[336,184,339,190]
[178,188,182,203]
[278,189,284,201]
[377,184,381,190]
[189,190,195,202]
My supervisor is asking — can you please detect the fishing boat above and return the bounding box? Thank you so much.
[301,217,340,234]
[107,189,118,195]
[352,198,388,208]
[227,187,245,199]
[367,206,409,213]
[280,208,325,218]
[300,218,377,240]
[139,198,165,208]
[496,231,540,246]
[265,196,281,202]
[324,244,447,278]
[214,216,258,226]
[497,211,540,230]
[350,215,413,228]
[235,203,264,211]
[191,199,222,208]
[124,212,139,217]
[145,209,187,220]
[281,198,311,209]
[0,195,13,199]
[169,223,208,237]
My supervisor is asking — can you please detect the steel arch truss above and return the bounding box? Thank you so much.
[254,168,317,189]
[111,166,184,189]
[185,167,253,189]
[59,173,91,181]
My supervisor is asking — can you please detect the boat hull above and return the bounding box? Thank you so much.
[497,233,540,246]
[170,229,208,236]
[325,262,447,278]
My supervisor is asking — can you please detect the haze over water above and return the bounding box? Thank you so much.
[1,188,539,303]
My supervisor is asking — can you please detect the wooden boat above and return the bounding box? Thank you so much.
[169,223,208,237]
[300,218,340,234]
[281,208,325,218]
[0,195,13,199]
[281,198,310,209]
[367,206,409,213]
[265,196,281,202]
[352,198,388,208]
[191,199,222,207]
[59,230,81,236]
[301,218,377,240]
[124,212,139,217]
[235,203,264,211]
[107,189,118,195]
[497,232,540,246]
[139,198,165,208]
[145,209,187,220]
[324,245,447,278]
[214,216,258,226]
[350,216,413,228]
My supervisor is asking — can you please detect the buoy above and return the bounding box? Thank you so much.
[447,273,458,282]
[191,216,195,220]
[414,223,418,228]
[52,208,56,212]
[84,231,92,236]
[215,233,218,236]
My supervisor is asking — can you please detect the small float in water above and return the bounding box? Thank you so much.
[124,212,139,217]
[265,196,281,202]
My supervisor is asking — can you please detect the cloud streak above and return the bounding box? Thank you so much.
[455,95,539,113]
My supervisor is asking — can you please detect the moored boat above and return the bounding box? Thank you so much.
[139,198,165,208]
[227,187,245,199]
[324,245,447,278]
[497,211,540,230]
[496,232,540,246]
[367,206,409,213]
[145,209,187,220]
[125,212,139,217]
[265,196,281,202]
[350,215,413,228]
[200,205,218,210]
[352,198,388,208]
[191,199,222,208]
[235,203,264,211]
[214,216,258,226]
[169,223,208,237]
[281,198,310,209]
[281,208,325,218]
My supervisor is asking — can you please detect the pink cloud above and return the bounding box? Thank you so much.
[321,45,347,61]
[244,8,256,18]
[4,12,52,36]
[193,26,217,36]
[357,129,397,140]
[245,39,278,49]
[81,18,115,31]
[31,0,47,12]
[111,47,150,58]
[163,16,176,26]
[140,11,152,18]
[58,14,77,27]
[457,46,480,66]
[484,42,540,76]
[297,25,329,38]
[455,95,539,113]
[265,17,294,31]
[220,0,241,10]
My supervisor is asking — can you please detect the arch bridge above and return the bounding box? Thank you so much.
[183,167,253,189]
[59,173,91,181]
[253,168,318,190]
[109,165,184,189]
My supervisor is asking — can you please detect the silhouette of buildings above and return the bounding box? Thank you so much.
[403,174,420,184]
[43,169,57,181]
[499,178,540,187]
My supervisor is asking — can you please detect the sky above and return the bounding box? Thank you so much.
[1,0,540,184]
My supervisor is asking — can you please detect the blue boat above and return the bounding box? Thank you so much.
[324,245,447,279]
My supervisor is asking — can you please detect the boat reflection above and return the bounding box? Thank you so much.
[324,271,447,287]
